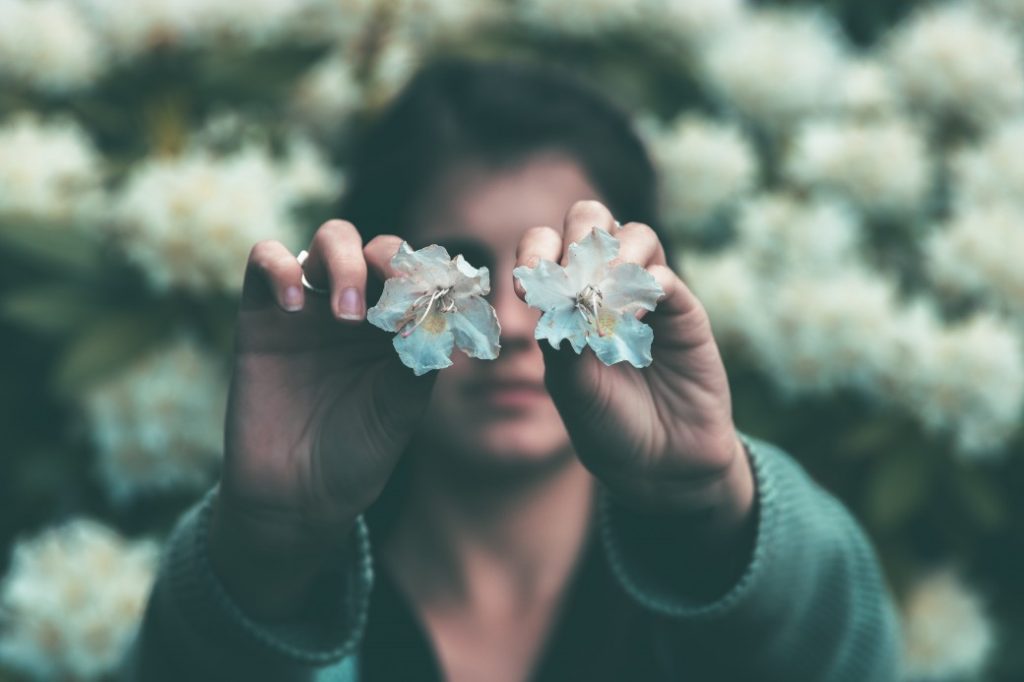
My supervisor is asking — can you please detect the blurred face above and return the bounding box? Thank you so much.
[407,152,603,472]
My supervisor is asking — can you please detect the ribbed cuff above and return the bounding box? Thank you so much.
[162,488,374,666]
[598,431,778,620]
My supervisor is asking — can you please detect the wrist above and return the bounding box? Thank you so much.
[209,490,358,620]
[604,432,755,538]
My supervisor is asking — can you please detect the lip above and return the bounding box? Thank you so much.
[465,379,548,409]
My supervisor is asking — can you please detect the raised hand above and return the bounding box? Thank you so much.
[211,220,436,617]
[513,201,754,523]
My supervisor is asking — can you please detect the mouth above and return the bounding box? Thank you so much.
[464,378,549,410]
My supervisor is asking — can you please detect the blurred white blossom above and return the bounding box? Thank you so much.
[83,337,227,501]
[701,9,847,130]
[518,0,642,36]
[952,120,1024,210]
[0,0,107,92]
[0,520,158,680]
[785,118,931,217]
[682,251,762,351]
[646,115,758,235]
[904,313,1024,456]
[279,135,346,204]
[642,0,744,46]
[109,141,335,292]
[902,570,996,680]
[72,0,331,57]
[751,268,905,396]
[885,4,1024,129]
[733,194,862,277]
[0,115,104,224]
[926,204,1024,319]
[293,50,364,135]
[976,0,1024,25]
[391,0,501,41]
[836,59,900,119]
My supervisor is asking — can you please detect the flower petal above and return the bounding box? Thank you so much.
[451,255,490,298]
[450,296,501,360]
[391,242,454,284]
[600,263,665,314]
[586,311,655,368]
[366,276,425,332]
[565,228,618,290]
[392,314,454,375]
[535,307,589,353]
[513,260,576,312]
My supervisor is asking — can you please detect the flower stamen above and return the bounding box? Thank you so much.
[575,284,605,335]
[400,287,456,337]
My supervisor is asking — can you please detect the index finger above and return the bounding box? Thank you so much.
[561,200,617,264]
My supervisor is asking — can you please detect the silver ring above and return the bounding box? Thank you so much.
[297,250,329,295]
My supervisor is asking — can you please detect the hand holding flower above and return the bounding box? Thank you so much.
[513,201,754,532]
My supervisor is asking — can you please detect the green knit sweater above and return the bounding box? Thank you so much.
[125,432,903,681]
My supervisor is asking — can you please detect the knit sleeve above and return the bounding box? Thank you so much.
[122,487,372,682]
[599,432,903,682]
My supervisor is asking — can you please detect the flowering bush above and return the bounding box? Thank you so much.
[2,0,1023,679]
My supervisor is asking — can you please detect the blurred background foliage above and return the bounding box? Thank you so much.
[2,0,1024,679]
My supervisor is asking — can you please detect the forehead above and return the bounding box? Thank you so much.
[411,153,603,253]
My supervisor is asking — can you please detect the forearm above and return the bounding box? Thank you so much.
[209,492,359,619]
[600,433,902,681]
[602,433,758,600]
[124,488,373,682]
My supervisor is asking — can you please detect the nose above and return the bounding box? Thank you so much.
[491,263,539,351]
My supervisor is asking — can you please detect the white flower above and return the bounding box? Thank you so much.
[0,0,106,92]
[953,120,1024,211]
[0,114,104,224]
[71,0,330,57]
[292,50,364,136]
[751,268,905,397]
[926,204,1024,319]
[0,519,158,680]
[976,0,1024,27]
[700,9,847,130]
[514,228,664,368]
[733,194,862,278]
[646,115,758,235]
[367,243,500,375]
[680,251,763,352]
[785,118,931,217]
[646,0,743,46]
[82,337,227,502]
[390,0,501,42]
[885,4,1024,129]
[903,313,1024,456]
[109,144,311,292]
[517,0,642,36]
[278,135,345,204]
[902,569,996,680]
[836,59,900,119]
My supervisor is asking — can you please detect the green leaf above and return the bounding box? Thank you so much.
[865,451,931,530]
[1,284,106,336]
[0,220,104,275]
[54,311,172,395]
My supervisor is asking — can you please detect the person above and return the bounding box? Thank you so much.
[126,58,902,681]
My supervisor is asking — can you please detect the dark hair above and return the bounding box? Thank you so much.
[346,56,668,537]
[338,56,664,243]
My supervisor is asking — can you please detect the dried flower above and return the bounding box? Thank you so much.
[367,243,500,375]
[513,228,664,368]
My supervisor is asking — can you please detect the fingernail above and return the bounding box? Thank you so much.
[337,287,363,320]
[284,286,303,312]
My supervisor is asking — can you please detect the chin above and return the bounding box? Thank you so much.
[416,400,574,476]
